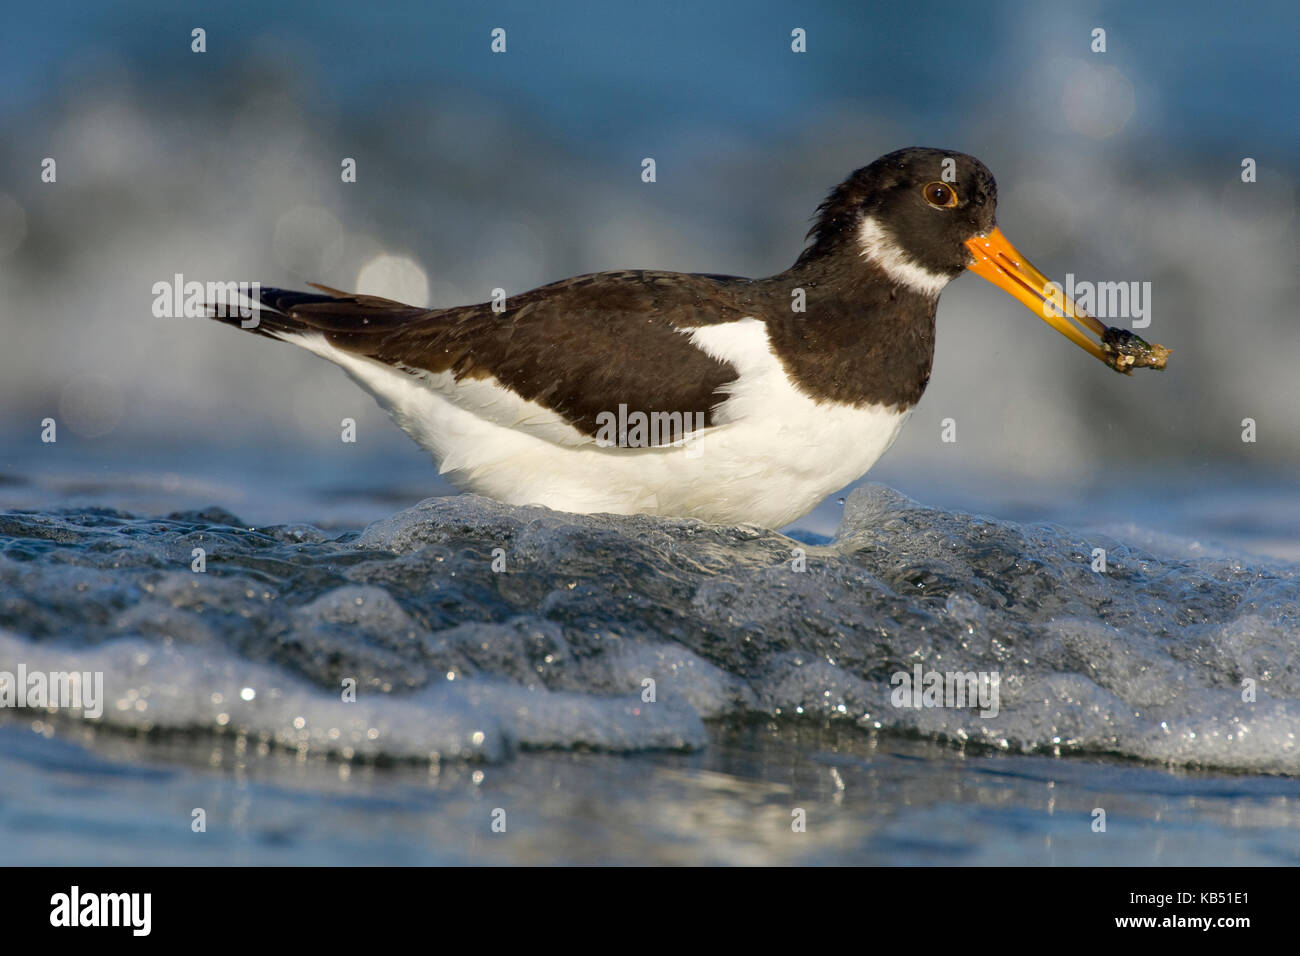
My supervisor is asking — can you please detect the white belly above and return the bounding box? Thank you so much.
[285,319,911,528]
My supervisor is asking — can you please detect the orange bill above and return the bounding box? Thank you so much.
[964,228,1168,373]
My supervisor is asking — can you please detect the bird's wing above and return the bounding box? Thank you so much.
[217,271,751,448]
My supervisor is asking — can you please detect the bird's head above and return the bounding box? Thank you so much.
[800,146,1168,373]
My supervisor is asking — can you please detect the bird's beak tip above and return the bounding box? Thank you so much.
[963,228,1170,374]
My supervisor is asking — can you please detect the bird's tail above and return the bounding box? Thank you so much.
[204,283,429,346]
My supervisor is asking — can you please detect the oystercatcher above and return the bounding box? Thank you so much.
[208,147,1167,527]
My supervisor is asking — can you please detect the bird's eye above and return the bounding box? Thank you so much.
[922,181,958,208]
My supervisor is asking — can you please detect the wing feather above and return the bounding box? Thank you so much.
[211,271,752,446]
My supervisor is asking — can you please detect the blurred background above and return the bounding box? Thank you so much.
[1,0,1296,551]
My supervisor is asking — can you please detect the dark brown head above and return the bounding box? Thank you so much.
[797,146,1169,372]
[798,147,997,285]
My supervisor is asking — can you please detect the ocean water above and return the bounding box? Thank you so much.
[1,446,1299,865]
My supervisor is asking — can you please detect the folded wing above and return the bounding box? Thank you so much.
[211,271,749,448]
